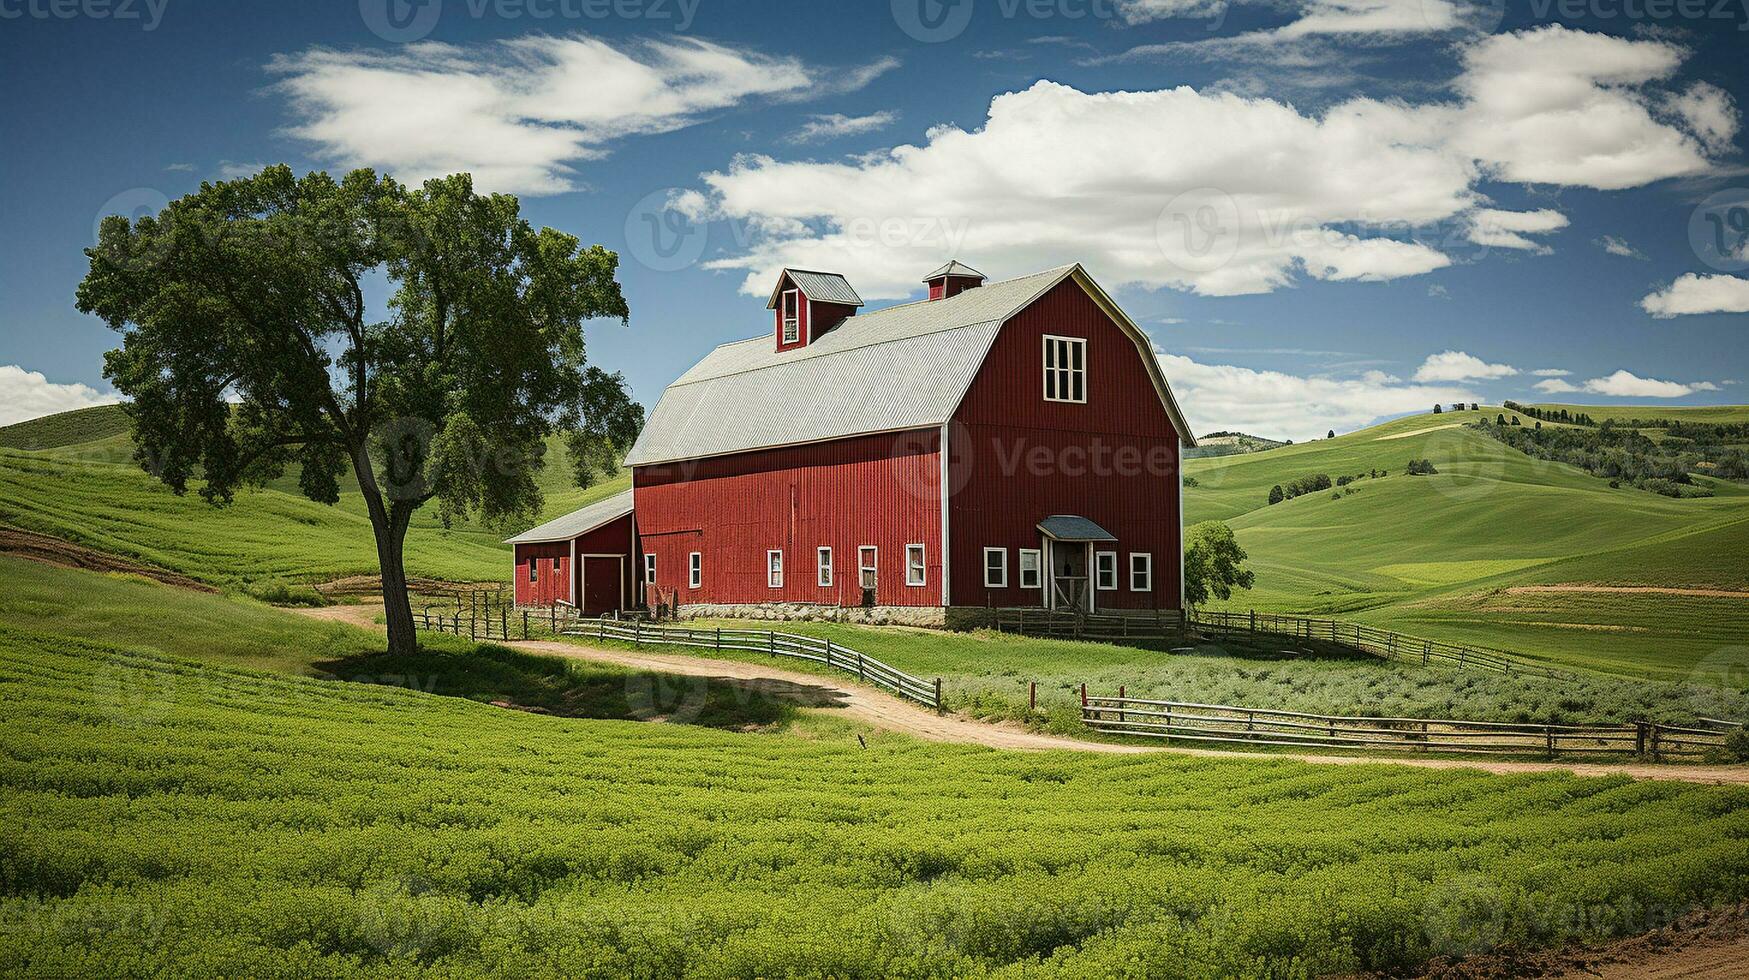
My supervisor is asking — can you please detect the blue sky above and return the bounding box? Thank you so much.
[2,0,1747,439]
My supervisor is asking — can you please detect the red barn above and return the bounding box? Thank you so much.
[510,261,1195,625]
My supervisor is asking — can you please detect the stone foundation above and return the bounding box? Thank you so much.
[671,602,947,629]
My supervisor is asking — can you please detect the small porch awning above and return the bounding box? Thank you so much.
[503,489,634,545]
[1036,515,1116,542]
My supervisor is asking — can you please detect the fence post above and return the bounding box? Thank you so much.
[501,608,507,640]
[1118,685,1125,724]
[1650,722,1662,761]
[768,632,775,657]
[1250,609,1256,632]
[1030,681,1037,712]
[715,627,722,651]
[1635,721,1648,756]
[1545,723,1555,758]
[857,650,865,682]
[634,619,641,647]
[522,611,529,640]
[934,678,943,714]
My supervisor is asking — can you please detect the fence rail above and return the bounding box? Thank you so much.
[1081,691,1741,758]
[565,619,942,711]
[991,608,1185,642]
[1189,609,1568,679]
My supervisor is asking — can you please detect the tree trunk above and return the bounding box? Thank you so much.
[352,444,419,657]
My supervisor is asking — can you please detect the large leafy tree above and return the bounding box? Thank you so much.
[1182,520,1255,611]
[77,166,641,655]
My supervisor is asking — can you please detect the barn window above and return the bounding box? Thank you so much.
[817,547,833,587]
[1018,549,1041,589]
[1129,553,1153,592]
[528,559,538,583]
[1043,335,1086,403]
[858,546,878,590]
[688,552,701,589]
[983,547,1008,588]
[1095,551,1118,591]
[905,544,926,587]
[781,289,800,344]
[767,550,784,588]
[643,553,656,585]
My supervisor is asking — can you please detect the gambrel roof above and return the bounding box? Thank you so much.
[503,489,634,544]
[626,264,1196,466]
[765,269,864,309]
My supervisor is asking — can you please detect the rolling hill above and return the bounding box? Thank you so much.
[0,405,629,591]
[1185,406,1749,679]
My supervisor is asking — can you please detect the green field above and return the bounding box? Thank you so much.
[5,562,1749,977]
[1529,403,1749,425]
[0,407,628,590]
[1184,408,1749,679]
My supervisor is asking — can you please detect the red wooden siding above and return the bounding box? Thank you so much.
[514,542,570,607]
[948,277,1182,610]
[810,300,857,341]
[633,429,943,608]
[572,513,637,615]
[927,276,981,301]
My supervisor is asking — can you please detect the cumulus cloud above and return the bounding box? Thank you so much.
[1156,350,1474,441]
[1111,0,1486,56]
[1640,273,1749,318]
[1466,208,1567,252]
[1596,235,1646,259]
[684,27,1731,300]
[0,366,122,427]
[794,111,898,142]
[1531,368,1572,377]
[1536,369,1718,398]
[1412,350,1518,382]
[1666,82,1738,153]
[1533,378,1580,393]
[269,37,892,195]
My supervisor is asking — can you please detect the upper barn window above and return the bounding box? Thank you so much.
[1043,335,1086,403]
[781,289,800,345]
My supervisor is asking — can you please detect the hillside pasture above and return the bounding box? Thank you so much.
[7,616,1749,977]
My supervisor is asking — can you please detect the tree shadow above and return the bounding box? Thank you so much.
[312,643,847,730]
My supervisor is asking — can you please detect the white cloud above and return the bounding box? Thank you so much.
[1157,350,1474,441]
[1530,368,1572,377]
[1579,369,1707,398]
[1640,273,1749,318]
[1596,235,1646,259]
[794,111,898,142]
[0,366,122,427]
[1114,0,1480,50]
[1427,283,1450,299]
[1466,208,1567,252]
[1533,378,1580,393]
[269,37,891,195]
[686,27,1732,300]
[1666,82,1738,153]
[1412,350,1518,382]
[217,160,269,180]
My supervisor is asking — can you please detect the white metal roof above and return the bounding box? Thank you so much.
[924,260,985,281]
[765,269,864,308]
[626,264,1196,466]
[503,488,634,544]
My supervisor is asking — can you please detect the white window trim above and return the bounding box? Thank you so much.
[905,543,926,587]
[643,553,656,585]
[817,546,833,587]
[1018,548,1041,590]
[688,552,701,589]
[1042,334,1087,404]
[781,288,800,345]
[1130,552,1153,593]
[858,546,878,590]
[1095,551,1118,591]
[983,547,1008,588]
[767,549,784,589]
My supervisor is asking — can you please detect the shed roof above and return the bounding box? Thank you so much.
[503,488,634,545]
[626,264,1196,467]
[766,269,864,309]
[1036,515,1117,542]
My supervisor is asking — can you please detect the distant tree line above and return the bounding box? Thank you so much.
[1405,459,1438,476]
[1503,401,1596,426]
[1267,468,1391,505]
[1471,419,1748,497]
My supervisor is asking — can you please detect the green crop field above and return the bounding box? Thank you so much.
[0,408,629,590]
[1184,407,1749,679]
[5,564,1749,977]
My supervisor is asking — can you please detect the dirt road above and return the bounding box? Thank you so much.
[296,604,1749,785]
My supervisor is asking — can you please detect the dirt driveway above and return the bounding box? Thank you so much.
[296,604,1749,784]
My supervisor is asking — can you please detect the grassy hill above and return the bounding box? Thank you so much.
[6,557,1748,977]
[1530,403,1749,425]
[1184,430,1289,459]
[0,407,628,590]
[1185,407,1749,679]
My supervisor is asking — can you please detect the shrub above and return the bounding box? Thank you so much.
[1406,459,1438,476]
[1267,485,1284,505]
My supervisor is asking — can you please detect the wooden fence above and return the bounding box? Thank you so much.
[991,608,1185,642]
[414,599,582,642]
[1082,690,1741,758]
[1189,610,1567,679]
[565,619,942,711]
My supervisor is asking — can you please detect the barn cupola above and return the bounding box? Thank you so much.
[923,260,985,301]
[767,269,864,352]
